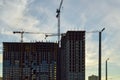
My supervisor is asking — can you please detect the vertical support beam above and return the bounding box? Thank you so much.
[106,58,109,80]
[106,60,107,80]
[56,0,63,47]
[99,32,101,80]
[98,28,105,80]
[58,11,60,47]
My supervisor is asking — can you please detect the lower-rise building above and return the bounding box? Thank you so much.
[88,75,99,80]
[3,42,58,80]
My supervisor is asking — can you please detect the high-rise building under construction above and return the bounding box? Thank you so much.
[60,31,85,80]
[3,42,58,80]
[3,30,85,80]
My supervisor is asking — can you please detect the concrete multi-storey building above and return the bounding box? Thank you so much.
[3,42,58,80]
[3,30,86,80]
[88,75,99,80]
[60,31,85,80]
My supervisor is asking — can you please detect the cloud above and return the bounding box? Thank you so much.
[81,1,120,78]
[0,0,39,31]
[1,28,13,36]
[0,0,27,27]
[75,0,120,67]
[100,10,120,66]
[86,33,99,67]
[0,0,44,42]
[0,0,120,79]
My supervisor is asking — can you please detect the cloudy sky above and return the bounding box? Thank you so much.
[0,0,120,80]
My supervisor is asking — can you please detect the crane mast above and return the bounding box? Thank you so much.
[56,0,63,47]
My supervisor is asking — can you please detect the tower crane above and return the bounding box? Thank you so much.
[13,31,24,42]
[56,0,63,46]
[13,30,54,42]
[56,0,63,47]
[13,1,64,43]
[45,33,65,40]
[45,30,100,39]
[45,0,63,47]
[44,30,104,40]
